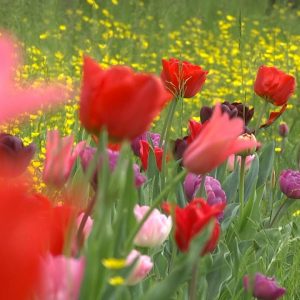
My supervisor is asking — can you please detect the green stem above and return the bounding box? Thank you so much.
[254,101,269,135]
[126,169,187,249]
[159,98,177,147]
[188,259,200,300]
[269,200,288,227]
[160,98,178,189]
[239,156,246,216]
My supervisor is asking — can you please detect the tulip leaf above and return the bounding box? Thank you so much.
[257,141,275,188]
[223,164,240,203]
[244,154,259,202]
[141,224,213,300]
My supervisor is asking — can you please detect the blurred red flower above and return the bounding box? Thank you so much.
[80,56,171,141]
[254,66,296,106]
[161,58,208,98]
[163,198,225,254]
[0,181,75,299]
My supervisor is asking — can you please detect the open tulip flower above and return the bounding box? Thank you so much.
[80,56,172,141]
[161,58,208,98]
[183,104,259,175]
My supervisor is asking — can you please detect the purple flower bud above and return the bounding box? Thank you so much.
[80,146,147,189]
[278,122,289,137]
[131,132,161,156]
[173,137,188,161]
[0,133,36,177]
[279,169,300,199]
[243,273,286,300]
[183,173,227,220]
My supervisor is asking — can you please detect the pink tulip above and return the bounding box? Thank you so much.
[134,205,172,248]
[227,154,255,172]
[43,130,85,188]
[126,250,153,285]
[37,254,85,300]
[183,104,259,174]
[0,34,69,124]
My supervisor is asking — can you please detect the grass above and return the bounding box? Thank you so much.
[0,0,300,298]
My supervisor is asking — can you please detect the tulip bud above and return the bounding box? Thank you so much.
[133,205,172,248]
[173,137,188,161]
[126,250,153,285]
[0,133,36,177]
[278,122,289,137]
[236,133,257,157]
[243,273,285,300]
[38,255,85,300]
[279,169,300,199]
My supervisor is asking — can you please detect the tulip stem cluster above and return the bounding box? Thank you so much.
[239,156,246,215]
[188,258,200,300]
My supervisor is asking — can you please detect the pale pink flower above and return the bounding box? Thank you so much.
[134,205,172,248]
[0,33,70,124]
[183,104,259,174]
[227,154,255,172]
[76,212,93,238]
[43,130,85,188]
[126,250,153,285]
[37,254,85,300]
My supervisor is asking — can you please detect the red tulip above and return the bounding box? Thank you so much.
[254,66,296,106]
[80,56,171,141]
[183,104,259,175]
[140,140,163,171]
[161,58,208,98]
[0,181,75,299]
[163,198,225,254]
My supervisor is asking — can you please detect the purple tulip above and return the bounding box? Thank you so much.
[243,273,286,300]
[279,169,300,199]
[0,133,36,177]
[183,173,227,220]
[131,131,161,156]
[173,137,188,161]
[80,146,147,188]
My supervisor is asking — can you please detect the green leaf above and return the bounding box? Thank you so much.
[141,224,213,300]
[223,164,240,203]
[244,154,259,202]
[257,141,275,188]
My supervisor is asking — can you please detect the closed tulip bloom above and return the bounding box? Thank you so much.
[183,104,259,175]
[134,205,172,248]
[173,137,188,161]
[278,122,289,137]
[43,130,86,188]
[243,273,286,300]
[37,255,85,300]
[254,66,296,106]
[163,198,225,254]
[161,58,208,98]
[279,169,300,199]
[80,56,171,140]
[227,154,255,172]
[126,250,153,285]
[0,133,36,177]
[139,140,163,171]
[131,131,161,156]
